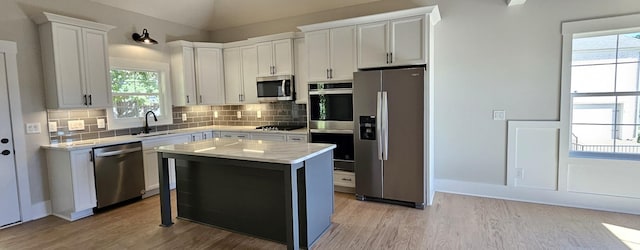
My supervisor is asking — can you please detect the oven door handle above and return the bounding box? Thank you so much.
[309,89,353,95]
[94,147,142,157]
[310,129,354,134]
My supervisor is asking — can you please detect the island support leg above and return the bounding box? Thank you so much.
[158,153,173,227]
[284,165,301,250]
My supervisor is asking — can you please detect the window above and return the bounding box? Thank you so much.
[107,58,172,130]
[562,14,640,159]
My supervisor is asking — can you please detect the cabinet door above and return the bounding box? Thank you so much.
[223,48,243,104]
[70,149,96,211]
[191,132,203,141]
[142,149,159,191]
[241,46,258,104]
[170,46,197,106]
[195,47,225,105]
[294,38,308,104]
[220,132,250,139]
[82,28,111,108]
[306,30,330,82]
[330,26,356,80]
[357,21,389,69]
[256,42,274,77]
[273,39,293,75]
[390,16,426,66]
[51,23,86,108]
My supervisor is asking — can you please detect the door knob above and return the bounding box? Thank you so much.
[1,138,8,144]
[1,150,10,156]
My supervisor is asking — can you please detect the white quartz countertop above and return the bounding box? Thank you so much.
[41,125,308,151]
[156,138,336,164]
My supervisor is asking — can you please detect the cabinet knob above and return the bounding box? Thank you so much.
[341,178,352,181]
[1,150,10,156]
[1,138,9,144]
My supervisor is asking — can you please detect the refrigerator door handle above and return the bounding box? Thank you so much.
[382,91,389,160]
[376,91,383,160]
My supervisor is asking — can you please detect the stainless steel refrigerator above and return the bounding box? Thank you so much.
[353,67,427,208]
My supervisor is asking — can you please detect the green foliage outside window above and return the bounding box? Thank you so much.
[111,69,162,119]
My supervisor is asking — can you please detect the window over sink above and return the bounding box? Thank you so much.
[106,58,173,130]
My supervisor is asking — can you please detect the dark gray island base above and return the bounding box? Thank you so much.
[156,139,336,250]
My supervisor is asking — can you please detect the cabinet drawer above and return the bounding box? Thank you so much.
[220,132,250,139]
[334,170,355,188]
[251,133,286,142]
[286,134,308,143]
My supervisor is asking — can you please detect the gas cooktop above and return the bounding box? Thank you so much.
[255,125,305,131]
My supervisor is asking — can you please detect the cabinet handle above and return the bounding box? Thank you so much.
[341,178,352,181]
[330,69,333,79]
[83,94,87,105]
[88,94,92,105]
[203,134,207,139]
[386,53,390,64]
[89,151,94,162]
[390,52,393,64]
[192,135,196,141]
[200,95,203,103]
[1,150,11,156]
[326,69,329,79]
[186,95,190,103]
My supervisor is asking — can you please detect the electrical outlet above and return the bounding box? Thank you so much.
[515,168,524,179]
[97,119,105,129]
[182,113,187,121]
[257,110,262,119]
[68,120,85,131]
[214,111,219,118]
[48,122,57,132]
[237,111,242,119]
[26,123,41,134]
[493,110,506,121]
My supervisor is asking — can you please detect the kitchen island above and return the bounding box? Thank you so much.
[155,138,336,250]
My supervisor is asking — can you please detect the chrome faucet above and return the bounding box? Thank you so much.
[143,111,158,134]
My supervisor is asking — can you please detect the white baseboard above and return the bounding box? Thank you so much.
[30,200,52,220]
[435,179,640,215]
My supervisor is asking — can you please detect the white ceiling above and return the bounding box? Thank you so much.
[91,0,383,31]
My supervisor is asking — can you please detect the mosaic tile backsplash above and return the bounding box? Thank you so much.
[47,102,307,143]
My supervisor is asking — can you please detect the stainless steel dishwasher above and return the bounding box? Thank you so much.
[92,142,145,208]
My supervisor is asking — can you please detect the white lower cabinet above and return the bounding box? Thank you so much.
[45,148,97,221]
[142,135,190,193]
[220,132,250,139]
[191,131,214,141]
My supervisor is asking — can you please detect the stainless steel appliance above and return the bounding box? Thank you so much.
[93,142,145,208]
[309,82,354,172]
[353,67,426,208]
[256,75,294,102]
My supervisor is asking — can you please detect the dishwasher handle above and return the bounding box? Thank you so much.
[94,147,142,157]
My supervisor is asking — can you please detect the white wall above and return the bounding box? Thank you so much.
[0,0,210,211]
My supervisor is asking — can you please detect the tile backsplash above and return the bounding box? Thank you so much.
[46,102,306,143]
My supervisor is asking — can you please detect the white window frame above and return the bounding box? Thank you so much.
[107,58,173,130]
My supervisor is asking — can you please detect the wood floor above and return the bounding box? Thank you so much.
[1,191,639,249]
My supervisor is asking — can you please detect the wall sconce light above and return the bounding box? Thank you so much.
[132,28,158,44]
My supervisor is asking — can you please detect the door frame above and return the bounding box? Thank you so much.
[0,40,32,224]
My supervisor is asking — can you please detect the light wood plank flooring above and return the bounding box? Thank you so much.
[1,191,639,249]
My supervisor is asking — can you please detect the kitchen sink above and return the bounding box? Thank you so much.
[136,132,176,138]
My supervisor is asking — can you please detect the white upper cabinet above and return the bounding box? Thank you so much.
[223,46,258,105]
[168,41,225,106]
[357,16,426,69]
[36,12,114,109]
[256,39,293,76]
[294,37,308,104]
[306,26,355,81]
[194,44,225,105]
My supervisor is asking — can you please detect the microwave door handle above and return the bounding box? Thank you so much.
[281,80,286,95]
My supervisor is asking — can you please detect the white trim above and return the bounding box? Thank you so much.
[562,13,640,36]
[247,32,297,43]
[107,58,173,130]
[297,6,440,32]
[30,200,52,220]
[435,179,640,215]
[0,40,33,222]
[33,12,115,31]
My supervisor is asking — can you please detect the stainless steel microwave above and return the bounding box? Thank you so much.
[256,75,294,102]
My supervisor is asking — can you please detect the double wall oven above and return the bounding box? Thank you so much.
[308,82,354,172]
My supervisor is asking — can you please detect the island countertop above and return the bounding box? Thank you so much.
[156,138,336,164]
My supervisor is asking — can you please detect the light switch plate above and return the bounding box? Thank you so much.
[257,110,262,119]
[26,123,41,134]
[237,111,242,119]
[68,120,85,131]
[97,119,105,129]
[182,113,187,121]
[493,110,506,121]
[214,111,219,118]
[48,122,57,132]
